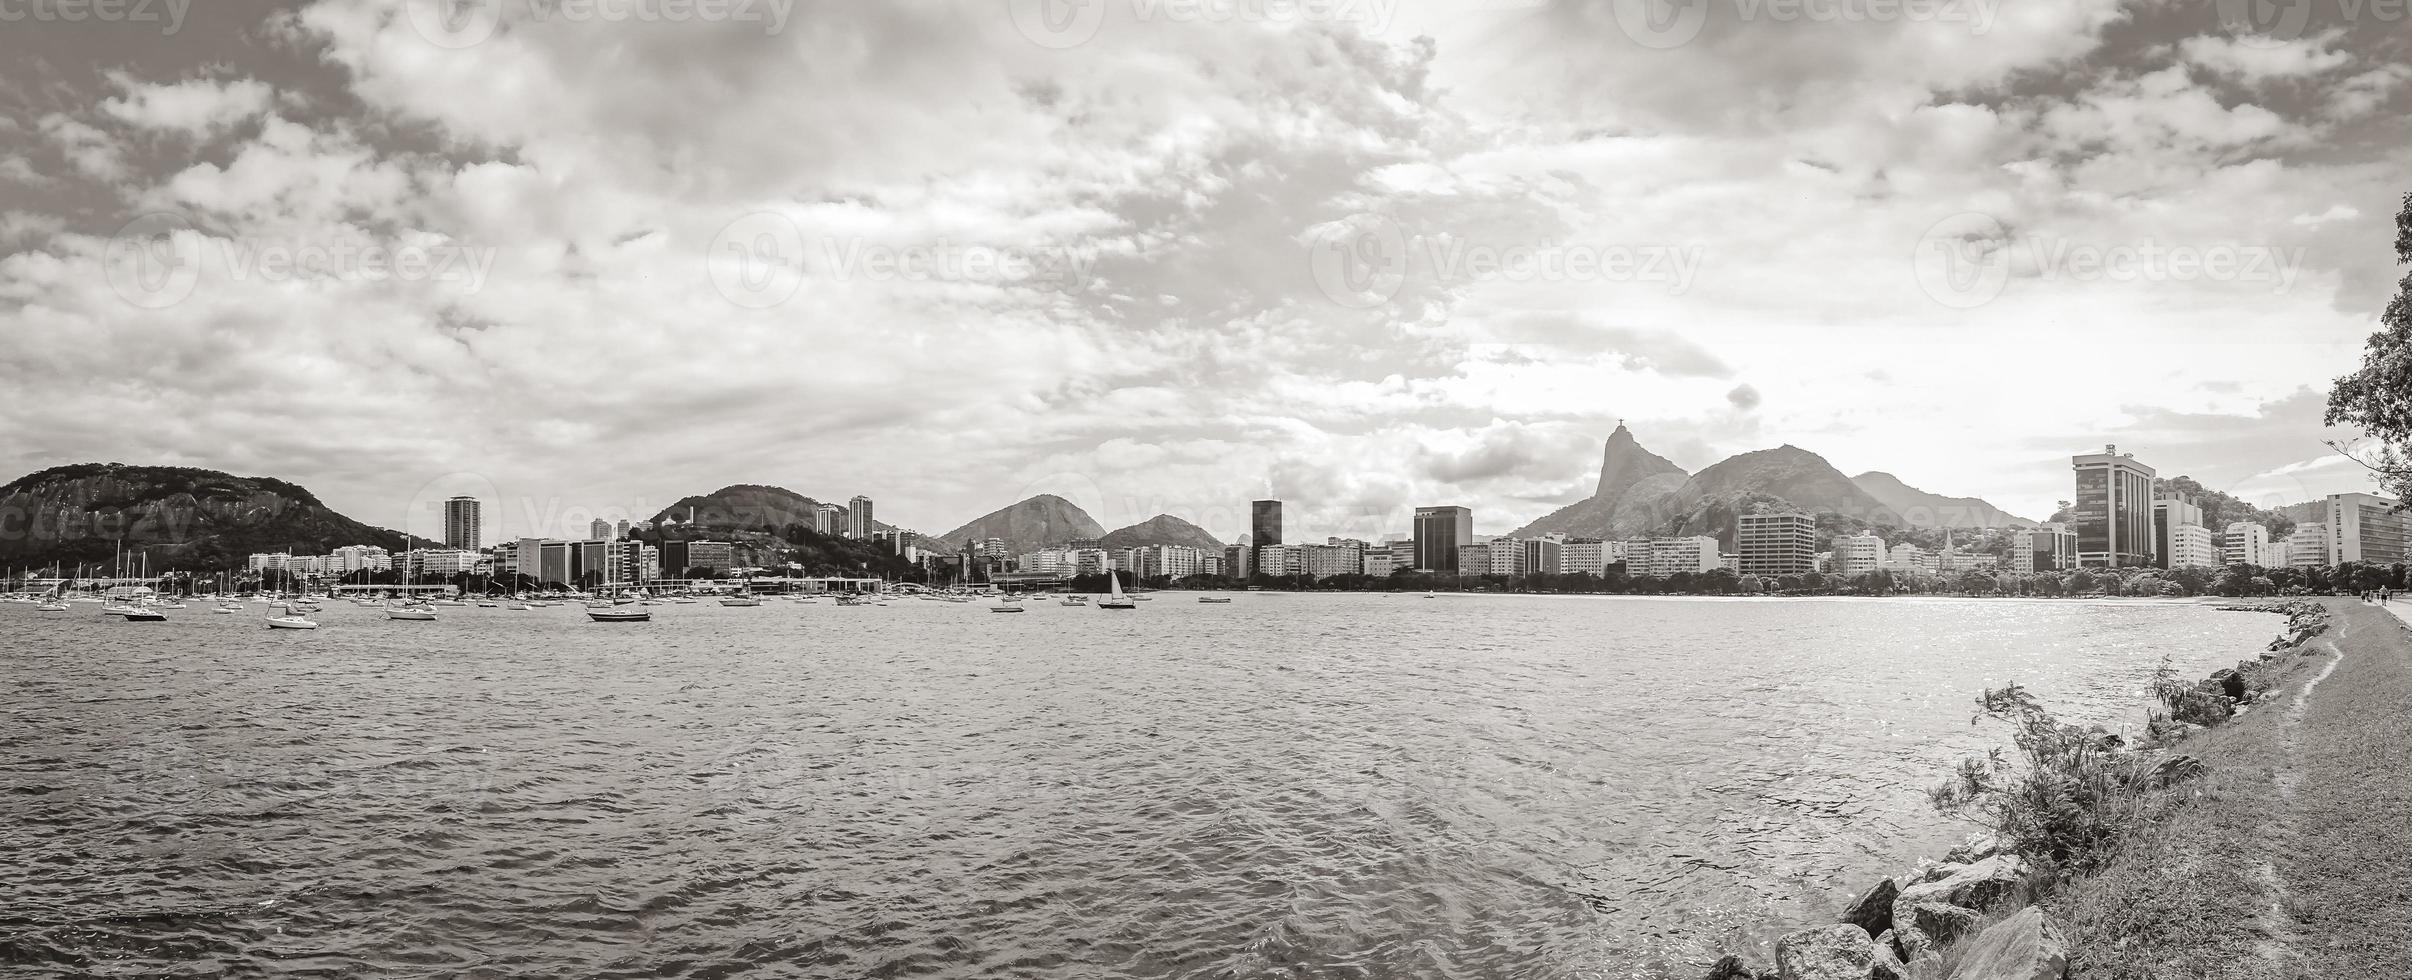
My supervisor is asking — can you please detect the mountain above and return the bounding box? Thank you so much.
[1098,514,1226,551]
[651,484,829,531]
[934,494,1107,554]
[1850,471,2036,529]
[0,463,420,570]
[1650,445,1899,540]
[1511,424,1690,537]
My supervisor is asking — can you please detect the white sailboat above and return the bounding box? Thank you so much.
[1098,570,1135,610]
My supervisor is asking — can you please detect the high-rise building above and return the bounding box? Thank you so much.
[848,496,875,539]
[1222,544,1254,579]
[1456,543,1489,574]
[443,496,482,551]
[1251,500,1285,548]
[813,503,837,535]
[1562,538,1607,576]
[1647,536,1720,577]
[2222,522,2271,567]
[1485,539,1525,577]
[2071,445,2157,568]
[2324,492,2412,564]
[2012,523,2078,574]
[1300,542,1362,579]
[1831,532,1886,576]
[615,519,630,540]
[2152,497,2218,569]
[1520,536,1564,576]
[590,518,613,541]
[1736,512,1816,576]
[1412,505,1472,572]
[2286,522,2332,568]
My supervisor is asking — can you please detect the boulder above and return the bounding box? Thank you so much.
[1894,855,2026,922]
[1774,924,1871,980]
[2210,668,2246,701]
[1947,906,2070,980]
[1943,834,2003,864]
[1893,902,1979,947]
[1702,954,1762,979]
[1903,858,1964,886]
[1840,877,1898,936]
[1869,942,1908,980]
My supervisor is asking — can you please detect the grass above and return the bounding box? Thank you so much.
[2049,600,2412,978]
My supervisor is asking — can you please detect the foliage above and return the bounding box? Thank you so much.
[2151,656,2234,727]
[2326,191,2412,501]
[1929,684,2158,877]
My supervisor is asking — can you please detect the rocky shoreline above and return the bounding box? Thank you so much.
[1697,600,2334,980]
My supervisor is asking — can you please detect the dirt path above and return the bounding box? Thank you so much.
[2056,599,2412,979]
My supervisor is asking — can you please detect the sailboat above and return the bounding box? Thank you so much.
[1098,570,1135,610]
[267,602,319,630]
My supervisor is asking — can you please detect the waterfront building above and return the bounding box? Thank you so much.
[1883,543,1936,575]
[1521,537,1564,576]
[330,545,392,572]
[1362,549,1393,577]
[2011,523,2078,574]
[1832,532,1886,576]
[1201,554,1223,577]
[443,496,482,551]
[1222,544,1254,579]
[2222,522,2272,567]
[1937,549,1998,573]
[248,552,290,572]
[1561,538,1606,576]
[848,496,876,539]
[1647,536,1719,577]
[1251,500,1285,548]
[659,539,735,577]
[1485,540,1525,577]
[1257,543,1303,577]
[1719,553,1740,573]
[1413,506,1472,572]
[407,548,480,577]
[539,540,572,586]
[2152,497,2217,570]
[2324,492,2412,564]
[2286,523,2331,568]
[2071,445,2157,567]
[1456,543,1489,575]
[1736,512,1816,576]
[617,540,659,583]
[1618,538,1654,574]
[1300,542,1363,579]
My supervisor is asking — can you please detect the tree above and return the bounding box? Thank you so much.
[2328,192,2412,498]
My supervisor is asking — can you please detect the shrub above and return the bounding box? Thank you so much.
[2150,657,2234,727]
[1929,684,2158,877]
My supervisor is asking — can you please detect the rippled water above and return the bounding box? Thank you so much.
[0,594,2266,978]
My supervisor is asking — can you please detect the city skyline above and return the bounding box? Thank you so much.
[1,3,2407,545]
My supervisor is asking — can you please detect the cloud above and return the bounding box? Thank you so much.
[98,75,275,134]
[1726,383,1762,412]
[2179,31,2351,82]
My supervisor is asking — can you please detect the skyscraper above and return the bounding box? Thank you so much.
[1413,505,1473,572]
[1251,500,1284,548]
[2071,445,2156,568]
[2324,492,2412,564]
[442,496,482,551]
[1736,512,1816,576]
[590,518,614,541]
[848,495,875,538]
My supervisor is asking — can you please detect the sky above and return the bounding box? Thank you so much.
[1,0,2408,545]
